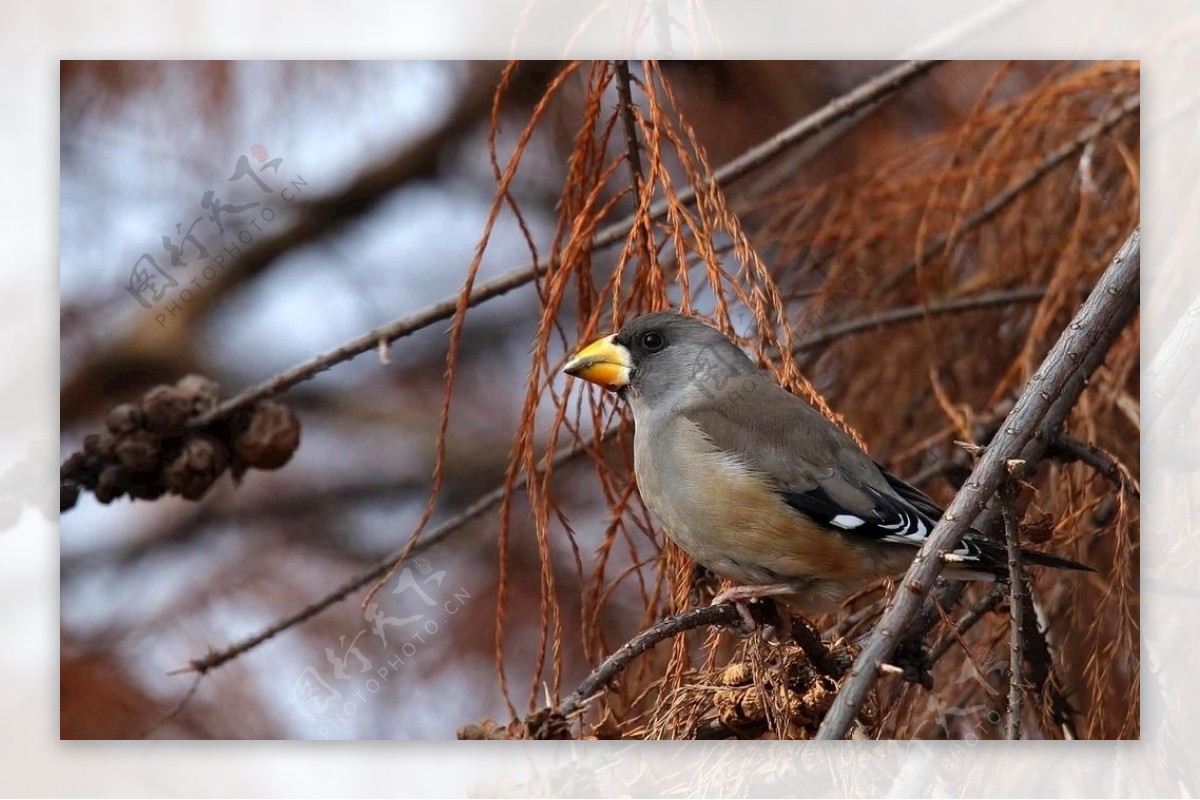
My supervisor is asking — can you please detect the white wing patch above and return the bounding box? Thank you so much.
[860,487,977,558]
[830,514,866,529]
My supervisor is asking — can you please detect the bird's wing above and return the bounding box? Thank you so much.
[683,379,981,559]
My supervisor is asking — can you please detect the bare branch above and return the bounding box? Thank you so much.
[875,92,1139,297]
[794,287,1046,353]
[614,60,645,194]
[1049,431,1141,498]
[173,428,613,676]
[815,225,1140,740]
[559,603,742,719]
[188,60,942,428]
[1001,473,1027,740]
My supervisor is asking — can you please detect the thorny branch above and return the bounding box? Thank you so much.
[1001,472,1027,740]
[614,60,645,195]
[815,226,1141,740]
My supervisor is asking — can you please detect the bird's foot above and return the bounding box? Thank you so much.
[711,583,796,636]
[711,583,796,605]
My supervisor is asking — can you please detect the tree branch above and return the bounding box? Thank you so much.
[614,60,645,195]
[188,60,941,427]
[874,92,1139,297]
[1001,473,1027,740]
[794,286,1046,352]
[1048,431,1140,498]
[815,225,1140,740]
[559,603,742,719]
[172,428,613,676]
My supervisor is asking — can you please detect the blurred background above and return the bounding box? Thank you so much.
[59,60,1139,740]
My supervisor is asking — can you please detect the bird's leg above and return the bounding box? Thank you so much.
[772,600,794,642]
[711,583,796,633]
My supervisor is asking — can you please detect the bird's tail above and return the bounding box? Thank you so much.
[1018,547,1095,572]
[970,538,1095,575]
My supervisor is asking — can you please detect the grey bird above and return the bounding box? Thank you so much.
[562,312,1090,617]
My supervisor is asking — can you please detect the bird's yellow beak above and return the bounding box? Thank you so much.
[562,334,631,392]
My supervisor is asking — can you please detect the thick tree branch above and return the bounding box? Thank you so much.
[815,225,1140,740]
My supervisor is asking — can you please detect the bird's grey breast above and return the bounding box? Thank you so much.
[631,410,781,584]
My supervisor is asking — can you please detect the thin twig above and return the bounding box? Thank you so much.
[559,603,742,718]
[1049,431,1140,498]
[875,92,1139,297]
[815,226,1140,740]
[1001,472,1027,740]
[929,584,1006,663]
[141,672,205,738]
[794,287,1046,352]
[187,60,942,428]
[614,60,645,194]
[173,428,615,676]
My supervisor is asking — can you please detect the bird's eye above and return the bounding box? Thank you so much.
[640,331,666,351]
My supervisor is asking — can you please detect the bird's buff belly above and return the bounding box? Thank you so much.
[634,419,876,610]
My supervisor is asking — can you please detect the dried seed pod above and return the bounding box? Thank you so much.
[60,451,88,480]
[164,435,229,500]
[115,430,161,473]
[797,679,834,720]
[524,708,572,740]
[141,385,192,436]
[125,470,168,501]
[175,374,220,417]
[61,481,81,511]
[94,465,127,504]
[105,403,144,435]
[83,432,116,458]
[782,687,808,723]
[457,723,488,740]
[739,685,765,721]
[234,401,300,470]
[719,661,753,687]
[1020,510,1055,544]
[715,685,767,736]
